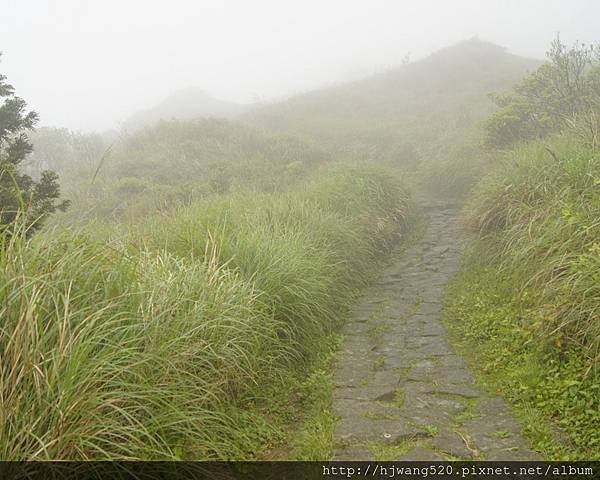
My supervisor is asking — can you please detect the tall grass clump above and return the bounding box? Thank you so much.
[466,136,599,359]
[447,134,599,457]
[0,163,410,460]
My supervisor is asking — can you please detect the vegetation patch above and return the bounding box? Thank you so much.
[257,332,341,460]
[444,136,600,460]
[0,163,410,460]
[368,438,420,461]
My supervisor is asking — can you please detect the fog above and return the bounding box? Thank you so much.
[1,0,598,131]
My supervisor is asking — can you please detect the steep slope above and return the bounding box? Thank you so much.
[123,87,244,131]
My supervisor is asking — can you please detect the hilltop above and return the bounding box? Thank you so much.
[245,39,540,146]
[36,39,546,221]
[244,38,542,196]
[123,87,244,132]
[36,39,544,219]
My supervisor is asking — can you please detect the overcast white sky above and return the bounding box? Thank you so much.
[1,0,598,131]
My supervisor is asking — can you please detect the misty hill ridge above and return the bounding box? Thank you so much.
[245,38,542,142]
[124,87,243,131]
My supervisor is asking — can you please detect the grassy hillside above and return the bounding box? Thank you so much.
[9,36,592,462]
[0,163,410,460]
[434,36,600,461]
[35,39,541,218]
[7,72,417,459]
[123,87,244,132]
[58,118,331,222]
[442,39,600,460]
[247,39,536,141]
[445,136,599,459]
[245,39,540,195]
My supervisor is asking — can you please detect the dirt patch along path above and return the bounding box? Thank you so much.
[333,204,541,461]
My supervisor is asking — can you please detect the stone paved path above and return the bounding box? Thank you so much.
[333,204,541,461]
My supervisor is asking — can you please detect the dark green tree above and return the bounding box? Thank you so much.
[0,53,68,234]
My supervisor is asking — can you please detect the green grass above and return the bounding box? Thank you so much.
[268,332,341,460]
[465,136,600,360]
[8,38,578,463]
[444,135,600,460]
[51,118,332,224]
[369,438,419,460]
[0,162,410,460]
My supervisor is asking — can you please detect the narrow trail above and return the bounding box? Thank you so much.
[333,203,540,461]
